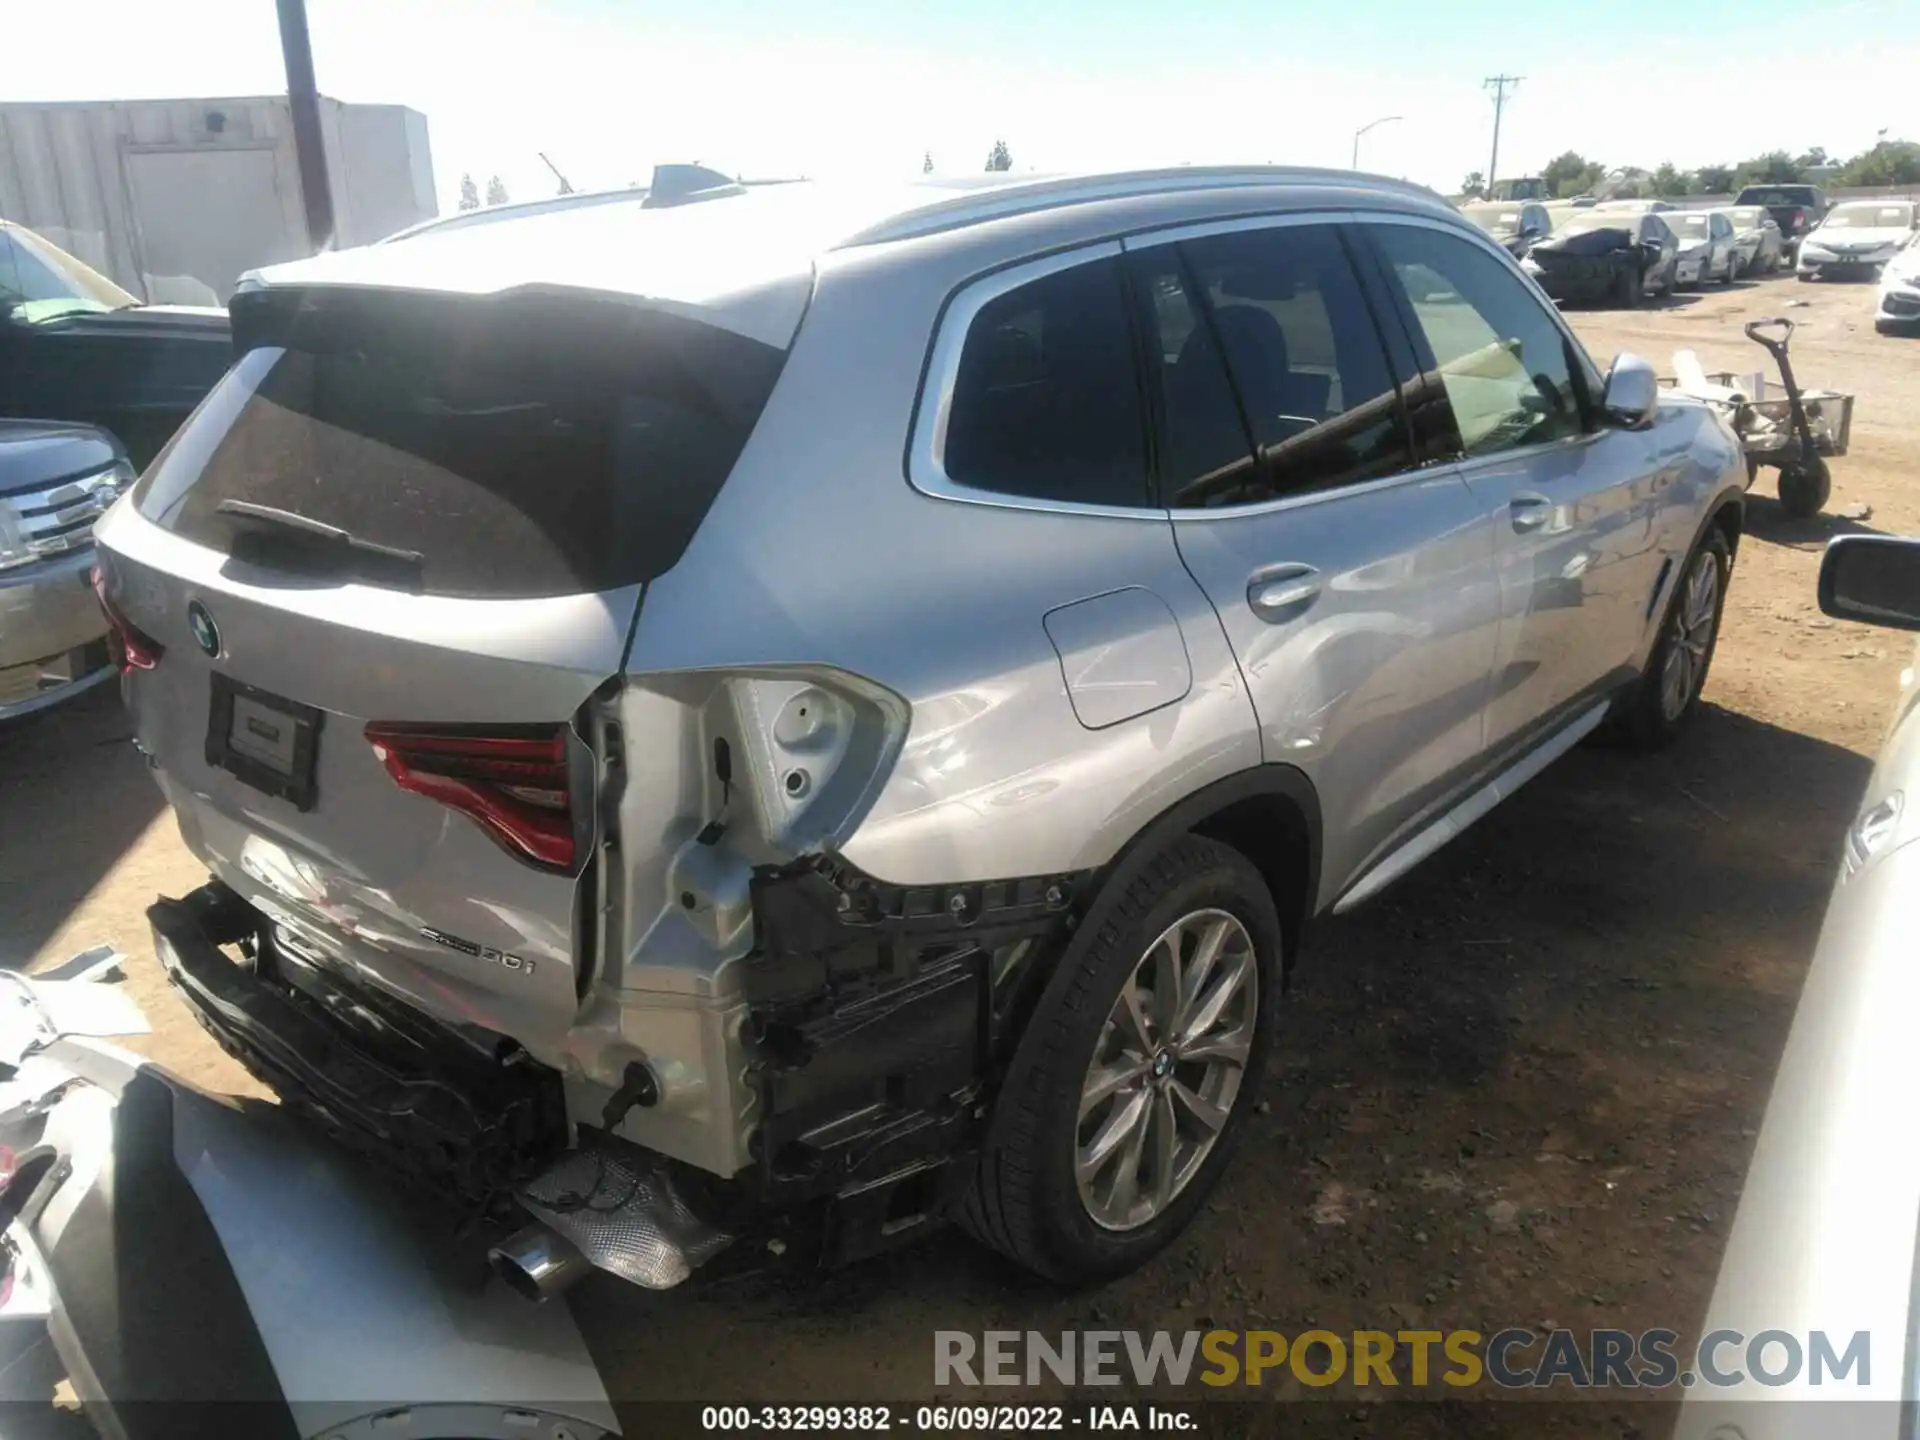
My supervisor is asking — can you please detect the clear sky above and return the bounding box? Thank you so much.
[14,0,1918,214]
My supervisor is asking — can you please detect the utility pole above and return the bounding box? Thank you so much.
[1483,74,1522,195]
[276,0,334,253]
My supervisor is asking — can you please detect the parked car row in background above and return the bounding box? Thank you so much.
[1460,186,1920,318]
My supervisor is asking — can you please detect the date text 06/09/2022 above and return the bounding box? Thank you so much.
[700,1405,1198,1432]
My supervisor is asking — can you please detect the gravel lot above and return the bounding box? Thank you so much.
[3,269,1916,1428]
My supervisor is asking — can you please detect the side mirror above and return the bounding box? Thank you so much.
[1819,536,1920,631]
[1602,353,1660,430]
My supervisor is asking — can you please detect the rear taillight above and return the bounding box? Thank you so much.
[364,723,576,871]
[89,565,162,672]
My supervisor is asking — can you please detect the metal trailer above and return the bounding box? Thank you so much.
[1663,318,1855,519]
[0,96,436,305]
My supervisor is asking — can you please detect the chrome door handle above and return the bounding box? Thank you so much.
[1246,563,1321,621]
[1510,493,1552,533]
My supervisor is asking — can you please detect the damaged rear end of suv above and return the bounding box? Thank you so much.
[94,168,1744,1303]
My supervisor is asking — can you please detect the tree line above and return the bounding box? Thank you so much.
[1462,139,1920,201]
[457,173,510,210]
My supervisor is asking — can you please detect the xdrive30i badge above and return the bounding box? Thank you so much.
[420,925,536,977]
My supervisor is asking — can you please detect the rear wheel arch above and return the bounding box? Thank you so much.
[1081,765,1321,966]
[1709,492,1744,560]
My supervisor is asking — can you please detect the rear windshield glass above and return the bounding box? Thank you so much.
[133,287,787,599]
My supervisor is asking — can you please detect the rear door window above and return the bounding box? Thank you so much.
[939,255,1150,509]
[133,287,787,599]
[1134,224,1412,509]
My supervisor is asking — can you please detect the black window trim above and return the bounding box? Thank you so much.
[1118,242,1260,511]
[906,238,1166,521]
[906,205,1612,526]
[1348,212,1610,464]
[1119,209,1441,523]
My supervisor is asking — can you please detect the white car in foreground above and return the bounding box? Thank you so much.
[1677,535,1920,1439]
[1798,200,1918,282]
[1876,234,1920,334]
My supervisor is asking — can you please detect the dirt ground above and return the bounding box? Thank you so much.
[4,271,1917,1430]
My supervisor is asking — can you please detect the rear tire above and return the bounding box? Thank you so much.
[961,835,1281,1283]
[1609,529,1731,751]
[1778,457,1832,518]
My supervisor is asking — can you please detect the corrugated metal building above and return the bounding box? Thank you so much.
[0,96,435,302]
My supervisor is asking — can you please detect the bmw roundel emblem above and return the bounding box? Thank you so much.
[187,601,220,657]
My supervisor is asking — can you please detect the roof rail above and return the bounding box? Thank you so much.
[840,166,1446,247]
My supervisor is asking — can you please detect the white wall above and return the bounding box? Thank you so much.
[0,96,435,301]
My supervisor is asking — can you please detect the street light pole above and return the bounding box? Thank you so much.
[1351,115,1403,170]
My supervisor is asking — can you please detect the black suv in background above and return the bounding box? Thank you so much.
[1,220,233,470]
[1733,184,1828,260]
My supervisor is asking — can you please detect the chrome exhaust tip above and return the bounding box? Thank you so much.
[489,1223,589,1303]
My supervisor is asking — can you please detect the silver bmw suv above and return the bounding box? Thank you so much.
[95,166,1745,1295]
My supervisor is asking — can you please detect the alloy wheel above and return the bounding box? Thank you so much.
[1075,908,1258,1232]
[1660,550,1720,721]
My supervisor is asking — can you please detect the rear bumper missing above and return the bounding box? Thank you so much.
[153,853,1092,1279]
[149,885,568,1209]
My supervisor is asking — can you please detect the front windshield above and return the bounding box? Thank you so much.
[1463,207,1523,237]
[1727,207,1763,228]
[1670,214,1710,237]
[0,223,140,323]
[1823,203,1915,230]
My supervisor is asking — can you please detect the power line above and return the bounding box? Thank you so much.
[1484,74,1522,192]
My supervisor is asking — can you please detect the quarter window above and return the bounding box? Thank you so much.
[941,255,1150,509]
[1136,225,1412,509]
[1368,224,1589,460]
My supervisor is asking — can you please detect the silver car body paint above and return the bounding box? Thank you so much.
[1677,652,1920,1436]
[97,168,1744,1185]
